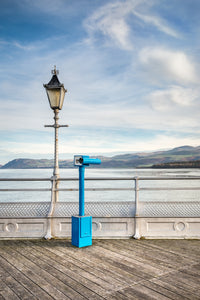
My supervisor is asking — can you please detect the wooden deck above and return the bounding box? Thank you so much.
[0,239,199,299]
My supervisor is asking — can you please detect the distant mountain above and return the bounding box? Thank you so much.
[1,145,200,169]
[100,145,200,168]
[152,160,200,168]
[1,158,73,169]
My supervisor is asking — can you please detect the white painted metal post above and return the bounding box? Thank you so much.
[45,176,56,239]
[44,109,68,239]
[133,177,141,239]
[53,109,60,204]
[53,109,59,177]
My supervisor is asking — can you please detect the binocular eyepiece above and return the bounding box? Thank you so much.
[78,157,84,164]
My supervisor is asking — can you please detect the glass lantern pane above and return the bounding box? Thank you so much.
[59,86,65,110]
[47,89,60,108]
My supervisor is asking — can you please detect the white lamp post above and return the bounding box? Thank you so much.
[44,66,68,179]
[44,66,68,239]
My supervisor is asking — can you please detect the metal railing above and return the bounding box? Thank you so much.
[0,176,200,219]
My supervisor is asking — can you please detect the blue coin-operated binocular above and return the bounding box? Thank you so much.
[74,155,101,167]
[72,155,101,248]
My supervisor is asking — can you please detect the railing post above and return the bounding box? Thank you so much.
[45,176,57,239]
[133,177,141,239]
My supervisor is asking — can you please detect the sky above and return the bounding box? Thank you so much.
[0,0,200,164]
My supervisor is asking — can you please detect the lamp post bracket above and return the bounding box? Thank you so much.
[44,124,69,128]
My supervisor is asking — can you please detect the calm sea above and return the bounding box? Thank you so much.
[0,168,200,203]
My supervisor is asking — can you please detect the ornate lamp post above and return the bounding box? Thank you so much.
[43,66,68,239]
[44,66,68,179]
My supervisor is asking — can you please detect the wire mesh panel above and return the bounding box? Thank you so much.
[0,202,50,217]
[138,177,200,217]
[54,201,135,217]
[139,201,200,217]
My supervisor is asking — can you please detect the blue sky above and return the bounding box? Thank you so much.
[1,0,200,164]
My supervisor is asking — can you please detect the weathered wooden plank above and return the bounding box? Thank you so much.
[179,266,200,284]
[11,240,104,300]
[129,241,195,272]
[83,243,154,281]
[22,240,112,298]
[145,240,200,261]
[140,280,190,300]
[0,275,34,300]
[38,239,140,283]
[0,239,199,300]
[183,263,200,277]
[44,239,138,285]
[96,239,173,271]
[32,241,124,289]
[0,273,21,300]
[151,277,200,300]
[0,255,52,300]
[95,239,169,275]
[154,272,200,298]
[107,288,139,300]
[118,284,174,300]
[0,243,83,300]
[33,243,117,293]
[48,244,131,293]
[44,246,122,290]
[105,289,138,300]
[170,271,200,290]
[0,246,70,299]
[113,239,193,268]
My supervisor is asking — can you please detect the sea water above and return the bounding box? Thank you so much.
[0,168,200,203]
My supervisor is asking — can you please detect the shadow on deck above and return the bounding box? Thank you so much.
[0,239,199,299]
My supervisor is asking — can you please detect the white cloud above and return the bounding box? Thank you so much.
[64,99,200,135]
[2,142,53,155]
[133,11,179,38]
[0,50,199,138]
[139,47,197,84]
[12,41,35,51]
[85,0,134,50]
[149,86,199,111]
[0,38,41,52]
[85,0,179,50]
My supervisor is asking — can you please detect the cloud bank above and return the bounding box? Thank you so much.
[0,0,200,163]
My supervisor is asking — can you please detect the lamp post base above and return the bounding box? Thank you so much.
[71,216,92,248]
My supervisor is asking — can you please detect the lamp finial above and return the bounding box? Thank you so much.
[51,65,59,75]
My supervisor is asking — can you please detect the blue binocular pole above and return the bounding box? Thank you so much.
[79,165,85,217]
